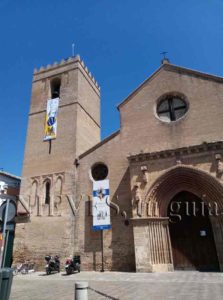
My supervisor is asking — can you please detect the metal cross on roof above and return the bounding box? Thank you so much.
[160,51,168,59]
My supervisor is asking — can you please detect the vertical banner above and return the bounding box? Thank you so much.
[44,98,59,141]
[92,179,111,230]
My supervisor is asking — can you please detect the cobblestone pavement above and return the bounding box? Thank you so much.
[10,271,223,300]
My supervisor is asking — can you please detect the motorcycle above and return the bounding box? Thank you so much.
[45,255,60,275]
[65,255,81,275]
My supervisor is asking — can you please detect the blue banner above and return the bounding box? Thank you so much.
[92,179,111,231]
[92,224,111,231]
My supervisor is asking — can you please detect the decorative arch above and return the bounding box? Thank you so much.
[55,176,63,196]
[30,180,38,207]
[146,165,223,217]
[50,77,61,99]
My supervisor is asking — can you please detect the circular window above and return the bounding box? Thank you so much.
[91,163,108,181]
[157,95,188,122]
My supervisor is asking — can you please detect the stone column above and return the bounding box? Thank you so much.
[132,217,173,272]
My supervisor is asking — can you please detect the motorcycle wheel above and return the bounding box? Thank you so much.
[46,268,51,275]
[66,268,71,275]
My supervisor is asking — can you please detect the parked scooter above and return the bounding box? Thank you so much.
[65,255,81,275]
[45,255,60,275]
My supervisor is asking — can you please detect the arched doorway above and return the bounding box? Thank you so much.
[137,165,223,272]
[168,191,219,271]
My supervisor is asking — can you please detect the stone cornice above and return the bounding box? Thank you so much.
[130,217,169,225]
[128,141,223,163]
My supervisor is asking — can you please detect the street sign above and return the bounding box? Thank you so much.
[0,200,16,223]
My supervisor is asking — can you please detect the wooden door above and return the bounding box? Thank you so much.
[168,191,219,271]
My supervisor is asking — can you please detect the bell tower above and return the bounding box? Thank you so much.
[22,55,100,177]
[14,56,100,265]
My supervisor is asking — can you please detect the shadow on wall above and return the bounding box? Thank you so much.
[111,168,136,271]
[84,201,101,271]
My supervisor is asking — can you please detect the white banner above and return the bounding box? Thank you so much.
[92,179,111,230]
[44,98,59,141]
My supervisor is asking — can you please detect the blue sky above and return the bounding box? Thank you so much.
[0,0,223,176]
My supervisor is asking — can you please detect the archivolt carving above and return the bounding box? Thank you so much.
[145,165,223,217]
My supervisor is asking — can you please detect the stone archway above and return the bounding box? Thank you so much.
[132,165,223,272]
[146,165,223,218]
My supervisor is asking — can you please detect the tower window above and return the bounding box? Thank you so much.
[45,181,51,205]
[50,78,61,99]
[157,95,188,122]
[91,163,108,181]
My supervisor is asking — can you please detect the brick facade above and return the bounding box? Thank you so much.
[14,57,223,272]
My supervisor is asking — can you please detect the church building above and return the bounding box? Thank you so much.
[14,55,223,272]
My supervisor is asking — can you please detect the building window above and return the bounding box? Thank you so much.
[45,181,50,205]
[50,78,61,99]
[157,95,188,122]
[91,163,108,181]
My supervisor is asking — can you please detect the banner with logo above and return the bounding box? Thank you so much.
[92,179,111,230]
[44,98,59,141]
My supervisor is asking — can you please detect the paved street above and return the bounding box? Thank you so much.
[10,271,223,300]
